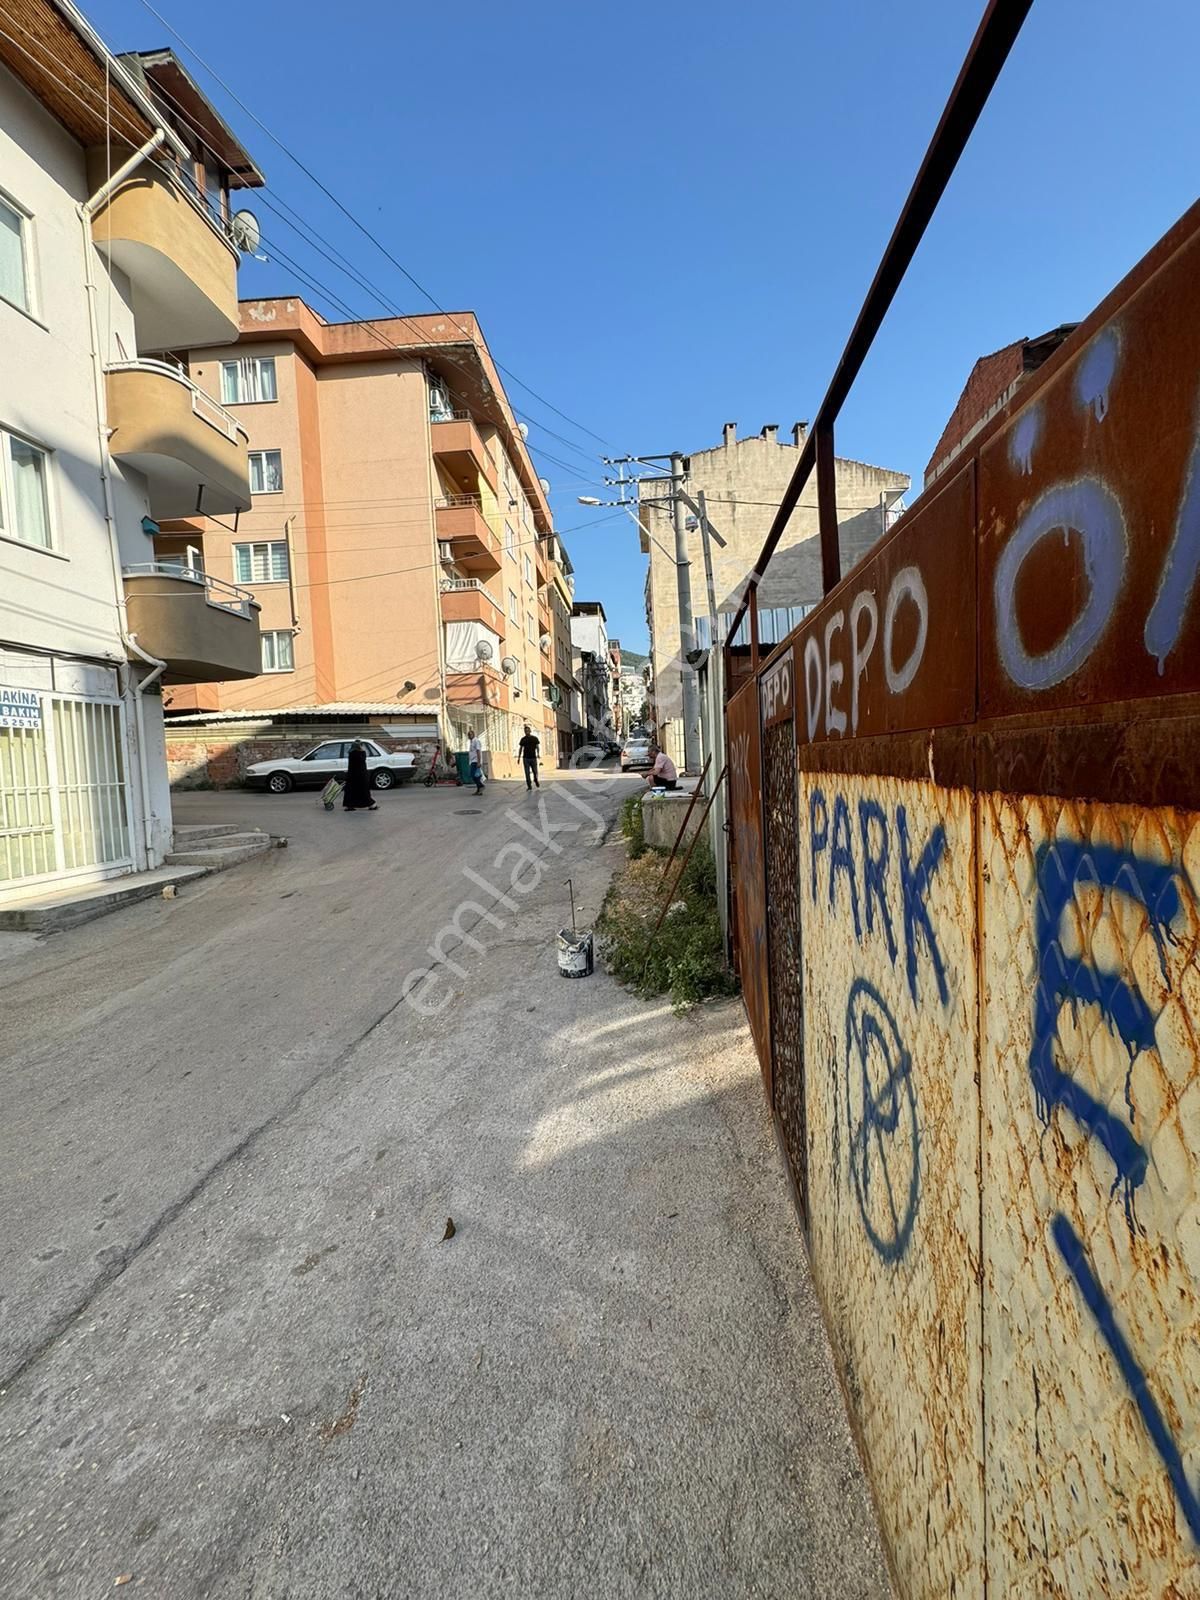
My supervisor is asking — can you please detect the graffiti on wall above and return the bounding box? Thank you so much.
[993,327,1200,691]
[1030,835,1200,1543]
[802,564,930,739]
[809,785,953,1262]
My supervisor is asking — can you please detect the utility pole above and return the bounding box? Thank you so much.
[671,452,701,772]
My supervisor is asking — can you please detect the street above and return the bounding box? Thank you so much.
[0,769,888,1598]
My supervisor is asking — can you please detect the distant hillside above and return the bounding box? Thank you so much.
[619,649,648,670]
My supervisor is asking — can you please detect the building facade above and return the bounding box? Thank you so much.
[570,601,614,744]
[159,298,574,779]
[640,421,909,767]
[0,5,261,904]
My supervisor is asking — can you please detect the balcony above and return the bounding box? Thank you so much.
[430,413,498,493]
[122,563,261,685]
[445,665,510,713]
[88,160,240,349]
[435,495,502,577]
[440,577,505,632]
[106,361,250,520]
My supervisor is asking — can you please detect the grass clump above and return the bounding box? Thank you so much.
[619,792,647,858]
[598,832,738,1011]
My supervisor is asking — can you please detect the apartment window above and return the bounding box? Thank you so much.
[261,630,294,672]
[233,540,289,584]
[0,195,31,315]
[508,588,519,621]
[528,669,538,701]
[527,612,536,644]
[221,356,277,405]
[0,430,52,550]
[248,450,284,494]
[520,498,529,530]
[504,522,516,556]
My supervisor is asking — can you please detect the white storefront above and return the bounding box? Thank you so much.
[0,648,136,892]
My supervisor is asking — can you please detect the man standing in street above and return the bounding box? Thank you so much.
[468,731,485,796]
[517,723,541,791]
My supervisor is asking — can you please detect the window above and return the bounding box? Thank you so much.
[0,430,51,549]
[520,498,529,530]
[504,522,516,556]
[508,588,519,621]
[305,743,345,762]
[261,630,294,672]
[528,669,538,701]
[524,554,533,587]
[221,357,277,405]
[233,541,289,583]
[527,612,536,643]
[0,195,31,315]
[248,450,283,493]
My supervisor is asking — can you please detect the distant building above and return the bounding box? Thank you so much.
[924,325,1077,488]
[570,601,613,742]
[640,422,908,768]
[158,297,573,781]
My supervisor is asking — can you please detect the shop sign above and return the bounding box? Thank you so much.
[0,687,41,730]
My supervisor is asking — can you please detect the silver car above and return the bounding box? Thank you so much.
[245,739,416,794]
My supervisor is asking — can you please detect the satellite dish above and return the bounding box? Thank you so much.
[518,422,530,439]
[500,655,519,676]
[230,210,262,254]
[474,639,494,663]
[539,478,550,494]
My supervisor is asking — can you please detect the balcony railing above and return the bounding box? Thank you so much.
[122,562,257,619]
[440,577,490,593]
[106,359,248,445]
[430,408,470,423]
[436,494,483,511]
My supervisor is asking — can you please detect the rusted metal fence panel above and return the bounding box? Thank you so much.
[728,203,1200,1598]
[761,650,806,1217]
[727,679,770,1089]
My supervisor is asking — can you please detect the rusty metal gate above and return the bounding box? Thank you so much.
[760,659,807,1221]
[726,204,1200,1598]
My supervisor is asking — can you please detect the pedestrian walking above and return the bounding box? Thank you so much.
[468,732,485,795]
[343,739,378,811]
[516,723,541,790]
[645,745,678,791]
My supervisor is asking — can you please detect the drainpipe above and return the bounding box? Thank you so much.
[79,129,169,870]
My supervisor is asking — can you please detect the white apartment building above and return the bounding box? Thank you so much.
[0,3,262,905]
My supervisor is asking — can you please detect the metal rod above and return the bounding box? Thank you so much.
[726,0,1034,644]
[646,765,728,947]
[661,755,711,880]
[815,423,840,593]
[566,877,576,933]
[749,585,760,670]
[671,451,702,773]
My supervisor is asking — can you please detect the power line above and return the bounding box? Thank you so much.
[135,0,612,449]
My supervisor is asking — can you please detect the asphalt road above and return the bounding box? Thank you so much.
[0,767,890,1598]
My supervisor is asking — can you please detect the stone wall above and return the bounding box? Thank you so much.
[165,722,436,788]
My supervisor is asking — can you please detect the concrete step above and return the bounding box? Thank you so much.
[164,834,273,869]
[171,822,244,848]
[0,866,208,933]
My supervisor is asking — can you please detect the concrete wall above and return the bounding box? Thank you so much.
[726,206,1200,1596]
[165,721,435,788]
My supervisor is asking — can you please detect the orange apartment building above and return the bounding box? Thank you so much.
[159,298,574,781]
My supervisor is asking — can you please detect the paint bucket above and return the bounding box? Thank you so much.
[557,927,594,979]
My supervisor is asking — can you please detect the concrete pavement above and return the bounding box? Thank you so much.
[0,767,890,1597]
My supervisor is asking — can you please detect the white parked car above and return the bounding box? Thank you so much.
[621,739,653,771]
[245,739,416,794]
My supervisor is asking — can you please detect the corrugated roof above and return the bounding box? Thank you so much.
[165,703,435,724]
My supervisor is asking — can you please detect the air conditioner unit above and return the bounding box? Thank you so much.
[438,542,454,563]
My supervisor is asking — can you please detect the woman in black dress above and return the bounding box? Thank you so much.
[343,740,377,811]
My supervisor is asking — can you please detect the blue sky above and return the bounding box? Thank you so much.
[91,0,1200,651]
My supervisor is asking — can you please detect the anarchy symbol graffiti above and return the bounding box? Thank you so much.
[844,977,920,1262]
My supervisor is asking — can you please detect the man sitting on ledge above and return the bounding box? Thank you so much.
[645,746,678,791]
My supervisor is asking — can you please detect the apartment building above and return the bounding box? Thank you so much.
[0,2,261,905]
[159,298,572,780]
[570,601,614,743]
[639,421,909,767]
[545,533,583,764]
